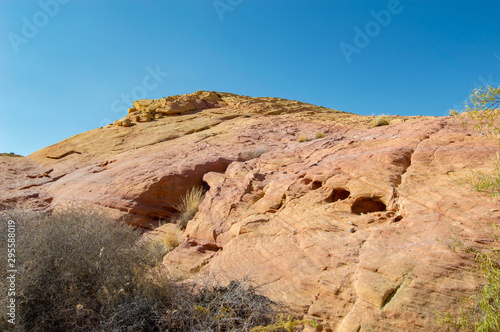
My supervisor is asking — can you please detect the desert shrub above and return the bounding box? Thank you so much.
[157,280,287,331]
[455,85,500,197]
[0,206,152,331]
[467,251,500,331]
[457,155,500,197]
[449,109,460,116]
[372,115,389,127]
[0,207,293,331]
[315,132,325,139]
[447,85,500,330]
[100,295,161,331]
[459,85,500,138]
[243,147,267,160]
[100,276,289,332]
[441,224,500,331]
[176,186,205,230]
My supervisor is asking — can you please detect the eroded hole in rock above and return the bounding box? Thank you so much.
[312,181,323,190]
[325,188,350,203]
[386,211,396,218]
[393,215,403,222]
[351,197,387,215]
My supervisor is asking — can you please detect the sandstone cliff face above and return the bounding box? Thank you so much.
[1,91,499,331]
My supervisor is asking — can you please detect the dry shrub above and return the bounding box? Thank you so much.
[99,277,288,332]
[156,280,282,331]
[242,147,267,160]
[0,206,295,331]
[315,132,326,139]
[176,186,205,230]
[0,206,150,331]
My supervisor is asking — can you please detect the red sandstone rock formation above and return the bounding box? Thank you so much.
[1,91,498,331]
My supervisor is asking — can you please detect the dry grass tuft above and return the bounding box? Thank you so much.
[372,115,390,127]
[315,132,326,139]
[298,134,311,142]
[149,223,182,254]
[176,186,205,230]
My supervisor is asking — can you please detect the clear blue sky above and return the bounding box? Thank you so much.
[1,0,499,156]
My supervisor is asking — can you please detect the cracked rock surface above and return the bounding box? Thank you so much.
[1,92,499,330]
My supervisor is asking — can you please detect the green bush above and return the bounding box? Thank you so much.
[443,224,500,331]
[447,84,500,330]
[455,85,500,196]
[460,85,500,138]
[458,162,500,197]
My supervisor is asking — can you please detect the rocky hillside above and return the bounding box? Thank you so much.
[2,91,499,331]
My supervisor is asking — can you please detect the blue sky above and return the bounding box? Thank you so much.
[1,0,499,156]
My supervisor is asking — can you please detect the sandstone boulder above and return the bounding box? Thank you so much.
[132,99,153,112]
[123,91,228,124]
[113,117,132,127]
[137,112,152,122]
